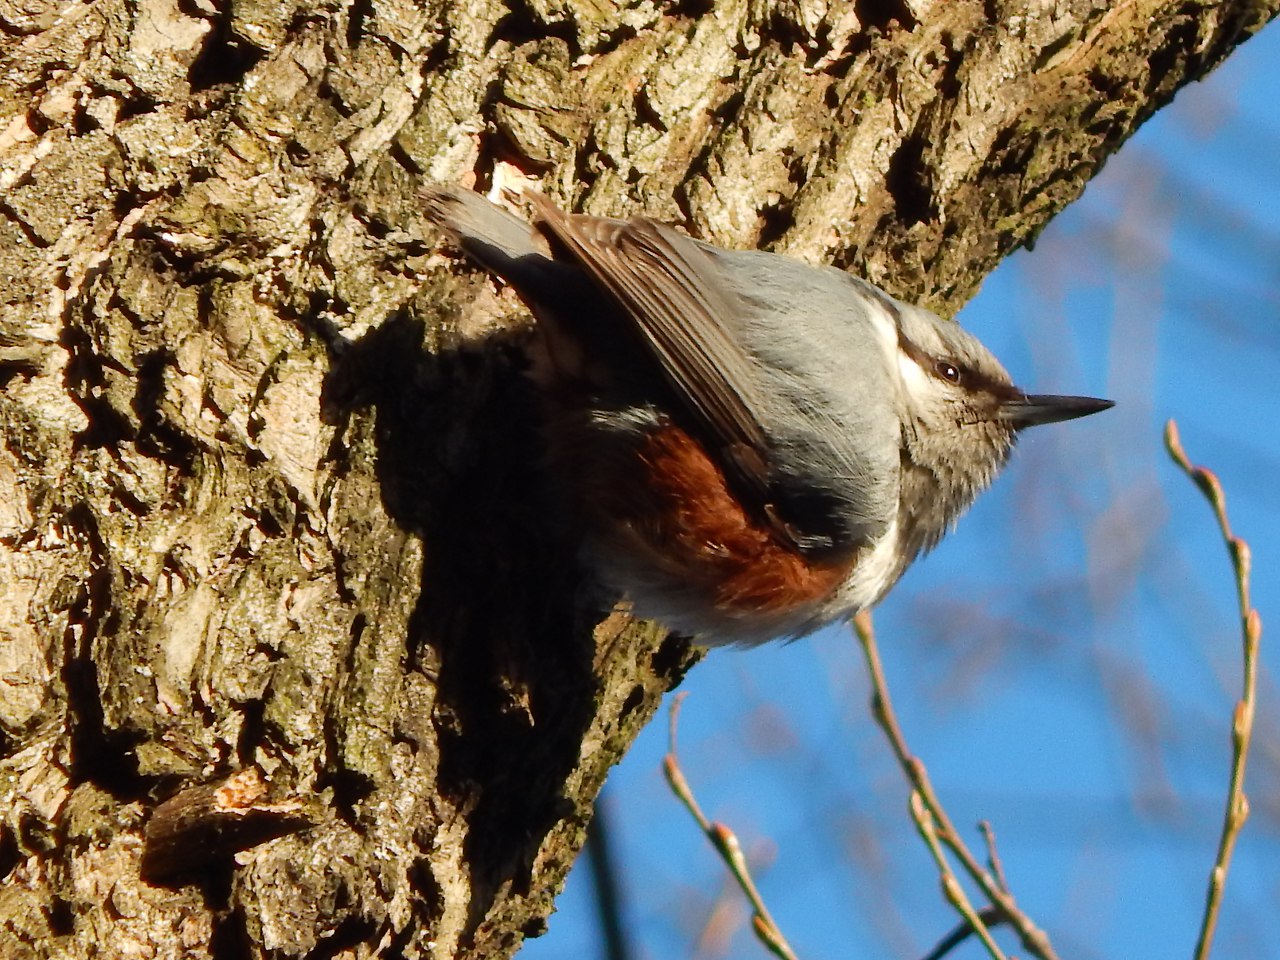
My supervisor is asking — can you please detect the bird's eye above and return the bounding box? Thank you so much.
[935,360,962,384]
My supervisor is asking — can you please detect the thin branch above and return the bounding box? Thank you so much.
[910,792,1008,960]
[586,793,633,960]
[919,907,1007,960]
[978,822,1010,893]
[663,695,799,960]
[853,610,1059,960]
[1165,420,1261,960]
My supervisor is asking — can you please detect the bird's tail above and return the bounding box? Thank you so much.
[421,185,542,281]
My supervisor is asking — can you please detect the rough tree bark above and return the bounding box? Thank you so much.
[0,0,1273,957]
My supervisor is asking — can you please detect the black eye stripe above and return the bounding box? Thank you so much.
[898,333,963,385]
[897,330,1020,399]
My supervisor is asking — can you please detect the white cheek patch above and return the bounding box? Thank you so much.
[896,349,932,396]
[864,300,900,359]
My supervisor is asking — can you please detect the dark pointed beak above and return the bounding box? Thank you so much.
[999,393,1115,428]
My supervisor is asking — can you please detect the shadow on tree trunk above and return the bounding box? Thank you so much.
[322,313,600,936]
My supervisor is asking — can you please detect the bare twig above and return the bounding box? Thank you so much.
[664,695,799,960]
[910,792,1008,960]
[919,907,1007,960]
[853,610,1059,960]
[978,821,1011,893]
[1165,420,1261,960]
[586,794,633,960]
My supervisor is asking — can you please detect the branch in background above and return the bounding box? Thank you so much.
[978,821,1011,895]
[919,906,1006,960]
[852,611,1059,960]
[663,695,799,960]
[1164,420,1262,960]
[586,793,633,960]
[909,792,1008,960]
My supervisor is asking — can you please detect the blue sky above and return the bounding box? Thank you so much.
[524,22,1280,960]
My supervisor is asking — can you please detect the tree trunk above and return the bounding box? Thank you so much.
[0,0,1273,956]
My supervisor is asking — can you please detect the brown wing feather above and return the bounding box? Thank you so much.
[526,192,779,518]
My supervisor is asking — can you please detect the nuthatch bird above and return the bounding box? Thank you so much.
[424,187,1113,646]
